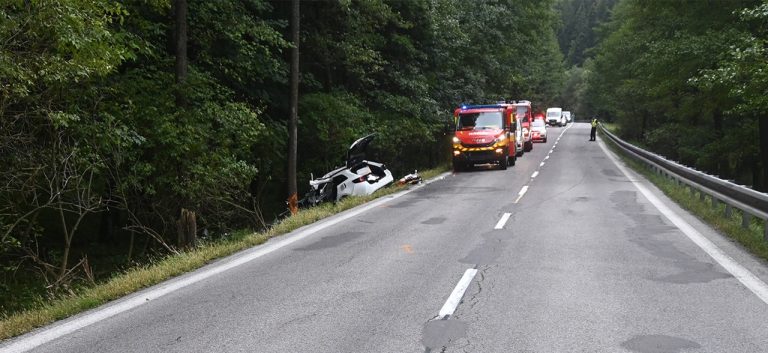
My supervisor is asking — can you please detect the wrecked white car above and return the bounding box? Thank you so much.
[301,134,394,206]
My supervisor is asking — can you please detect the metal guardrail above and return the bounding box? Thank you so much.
[598,124,768,241]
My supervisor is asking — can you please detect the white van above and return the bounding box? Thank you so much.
[562,111,572,124]
[546,107,564,127]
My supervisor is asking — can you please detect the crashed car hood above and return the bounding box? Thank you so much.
[454,129,503,145]
[347,134,375,167]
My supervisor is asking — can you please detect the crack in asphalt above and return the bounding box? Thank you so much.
[422,212,511,350]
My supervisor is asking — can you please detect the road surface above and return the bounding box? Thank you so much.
[4,122,768,352]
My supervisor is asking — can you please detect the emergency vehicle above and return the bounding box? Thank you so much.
[512,100,534,153]
[452,104,518,171]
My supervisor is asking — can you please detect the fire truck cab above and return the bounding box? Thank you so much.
[452,104,518,171]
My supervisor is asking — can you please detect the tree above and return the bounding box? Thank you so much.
[698,2,768,189]
[287,0,299,215]
[585,0,761,187]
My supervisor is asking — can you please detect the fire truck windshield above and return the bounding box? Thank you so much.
[457,112,503,130]
[516,107,528,119]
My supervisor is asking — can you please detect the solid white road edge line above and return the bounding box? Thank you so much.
[599,140,768,305]
[494,213,512,230]
[531,171,539,179]
[438,269,478,318]
[1,172,454,353]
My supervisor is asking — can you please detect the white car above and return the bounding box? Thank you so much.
[302,134,394,206]
[563,111,572,124]
[546,107,565,126]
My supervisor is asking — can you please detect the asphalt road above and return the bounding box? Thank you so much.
[5,123,768,353]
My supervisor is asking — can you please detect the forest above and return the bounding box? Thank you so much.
[559,0,768,191]
[0,0,564,314]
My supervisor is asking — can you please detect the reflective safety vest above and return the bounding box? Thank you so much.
[591,119,598,128]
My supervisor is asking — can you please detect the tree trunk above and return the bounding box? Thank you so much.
[176,208,197,249]
[758,114,768,191]
[287,0,300,215]
[713,109,724,176]
[174,0,188,107]
[58,206,71,280]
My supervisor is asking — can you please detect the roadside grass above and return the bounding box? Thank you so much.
[0,165,449,340]
[601,133,768,262]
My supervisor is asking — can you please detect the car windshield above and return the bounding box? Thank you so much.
[457,112,503,130]
[547,111,560,117]
[532,120,545,127]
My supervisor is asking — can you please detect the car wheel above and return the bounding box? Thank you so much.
[452,161,464,172]
[544,137,547,143]
[524,141,533,152]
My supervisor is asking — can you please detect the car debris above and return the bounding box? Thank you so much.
[397,170,422,185]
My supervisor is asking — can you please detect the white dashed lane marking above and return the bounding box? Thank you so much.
[494,213,512,229]
[438,269,478,319]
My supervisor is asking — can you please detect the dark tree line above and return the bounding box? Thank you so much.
[557,0,768,190]
[0,0,563,313]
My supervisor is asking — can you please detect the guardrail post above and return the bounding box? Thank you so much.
[763,219,768,241]
[689,185,696,197]
[712,197,719,209]
[764,221,768,241]
[725,205,733,219]
[699,190,706,202]
[742,212,752,229]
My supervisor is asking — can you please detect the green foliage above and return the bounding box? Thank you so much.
[697,2,768,115]
[584,0,764,187]
[556,0,617,67]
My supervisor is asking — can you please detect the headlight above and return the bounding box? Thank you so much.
[495,134,507,143]
[452,136,460,144]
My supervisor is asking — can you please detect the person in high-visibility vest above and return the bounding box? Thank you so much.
[590,118,598,141]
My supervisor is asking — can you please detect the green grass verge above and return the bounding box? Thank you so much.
[601,132,768,262]
[0,165,449,340]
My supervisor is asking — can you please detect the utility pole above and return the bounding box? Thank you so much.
[287,0,300,215]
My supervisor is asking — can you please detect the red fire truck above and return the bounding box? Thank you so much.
[452,104,518,171]
[512,100,534,153]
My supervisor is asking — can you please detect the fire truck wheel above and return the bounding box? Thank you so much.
[499,157,508,170]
